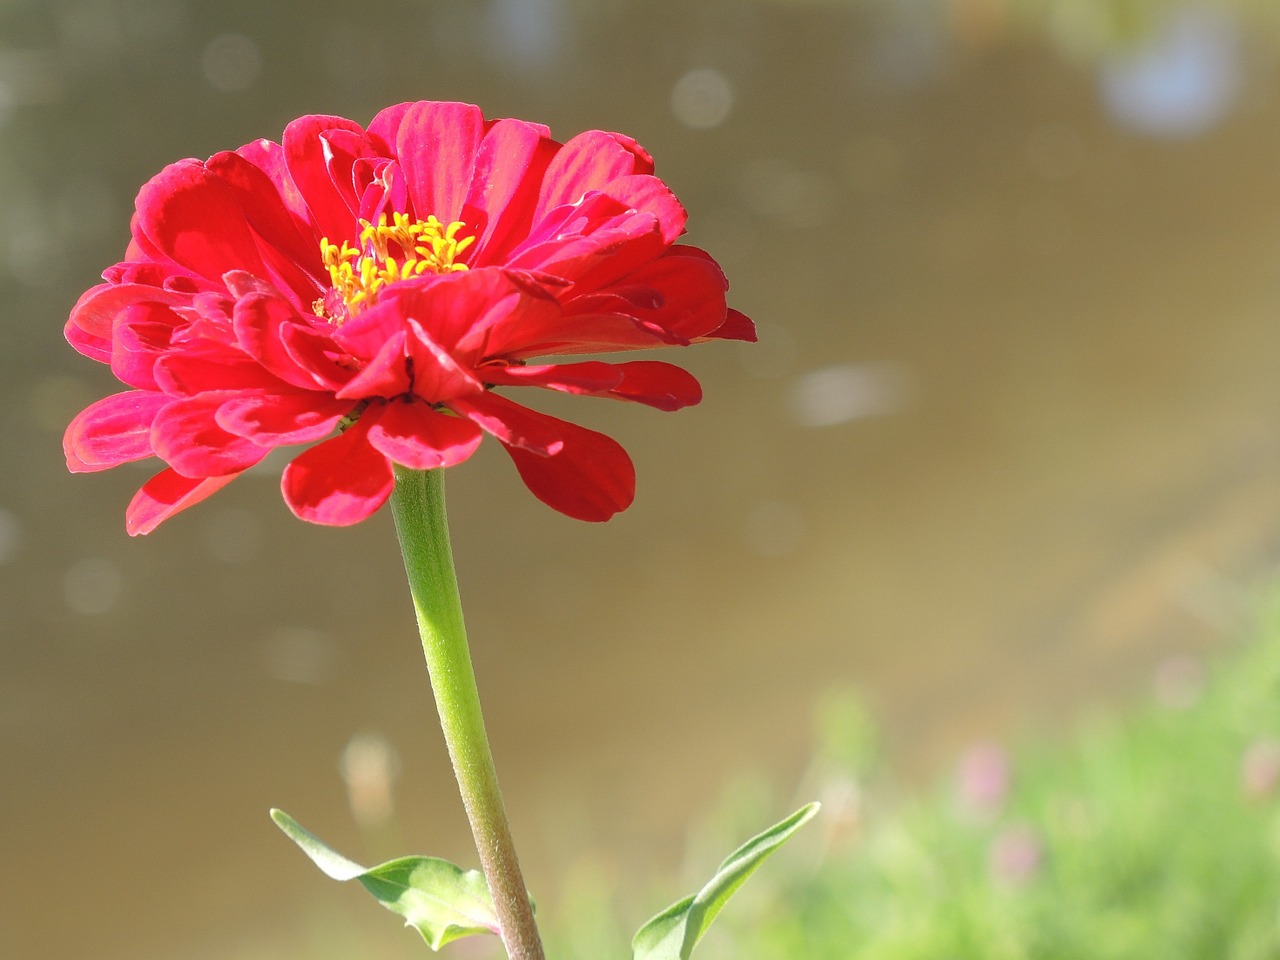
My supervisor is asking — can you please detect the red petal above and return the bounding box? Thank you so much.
[500,411,636,521]
[65,319,112,363]
[395,101,485,225]
[205,150,326,303]
[64,390,169,472]
[448,391,564,455]
[280,415,394,525]
[364,401,484,469]
[366,101,415,154]
[484,359,702,411]
[126,468,240,535]
[153,343,286,397]
[534,130,654,220]
[701,307,757,343]
[333,329,410,400]
[215,390,350,444]
[134,159,269,281]
[232,292,343,390]
[282,113,370,243]
[68,281,186,342]
[602,175,686,245]
[234,137,314,235]
[405,318,484,402]
[151,394,270,477]
[462,118,557,263]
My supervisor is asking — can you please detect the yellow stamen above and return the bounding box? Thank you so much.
[315,213,475,321]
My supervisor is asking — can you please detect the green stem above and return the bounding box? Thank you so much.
[390,466,545,960]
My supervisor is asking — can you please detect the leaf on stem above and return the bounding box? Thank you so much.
[271,808,500,950]
[631,802,821,960]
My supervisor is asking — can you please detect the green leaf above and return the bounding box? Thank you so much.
[631,802,820,960]
[271,808,499,950]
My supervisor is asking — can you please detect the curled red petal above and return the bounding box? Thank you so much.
[126,468,240,536]
[65,390,169,472]
[484,360,702,411]
[448,391,564,456]
[365,401,484,470]
[232,292,344,390]
[205,150,326,304]
[462,118,557,264]
[701,307,757,343]
[215,390,350,445]
[151,394,270,477]
[68,281,186,342]
[282,113,371,242]
[134,159,269,281]
[534,130,654,219]
[280,415,394,525]
[500,411,636,521]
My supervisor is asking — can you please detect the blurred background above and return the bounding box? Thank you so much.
[5,0,1280,957]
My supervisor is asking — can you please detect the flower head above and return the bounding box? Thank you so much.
[63,101,754,533]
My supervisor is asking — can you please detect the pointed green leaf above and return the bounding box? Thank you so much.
[271,808,499,950]
[631,802,820,960]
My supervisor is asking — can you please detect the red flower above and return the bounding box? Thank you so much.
[63,101,754,534]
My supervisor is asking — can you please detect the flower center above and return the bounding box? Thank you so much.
[315,212,475,322]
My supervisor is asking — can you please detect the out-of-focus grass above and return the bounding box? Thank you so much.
[548,592,1280,960]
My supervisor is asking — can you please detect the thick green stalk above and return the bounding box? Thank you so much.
[390,466,544,960]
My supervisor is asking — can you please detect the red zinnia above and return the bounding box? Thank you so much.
[63,101,754,533]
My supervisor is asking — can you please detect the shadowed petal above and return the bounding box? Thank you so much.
[365,401,484,469]
[281,414,394,525]
[126,468,240,536]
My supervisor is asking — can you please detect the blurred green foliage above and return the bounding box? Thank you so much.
[549,591,1280,959]
[750,0,1280,63]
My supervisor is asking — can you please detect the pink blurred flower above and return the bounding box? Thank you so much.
[956,741,1011,818]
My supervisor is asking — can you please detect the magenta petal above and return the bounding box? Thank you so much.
[280,415,394,525]
[448,391,564,456]
[126,468,240,535]
[396,101,484,225]
[216,391,350,444]
[501,413,636,522]
[65,390,169,472]
[365,401,483,469]
[69,281,186,342]
[151,395,270,477]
